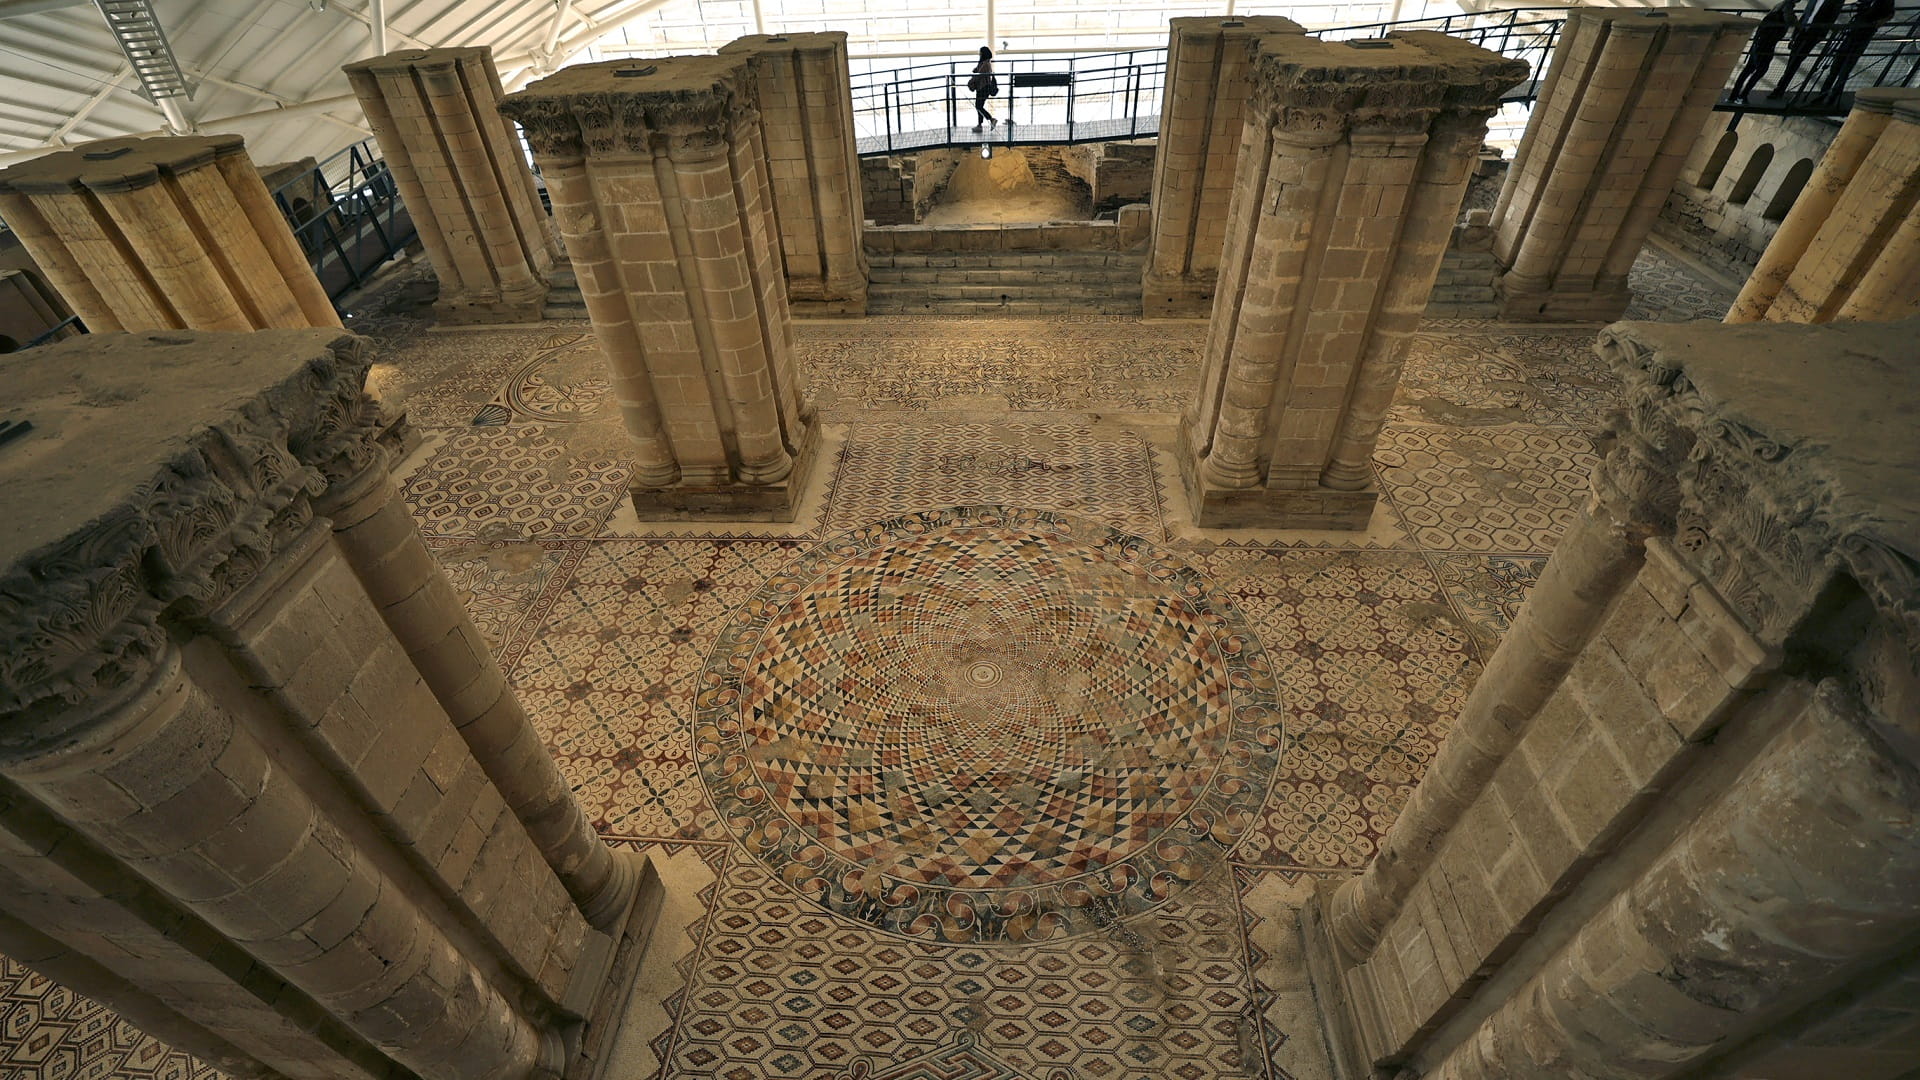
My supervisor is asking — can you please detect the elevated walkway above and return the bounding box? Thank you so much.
[851,5,1920,156]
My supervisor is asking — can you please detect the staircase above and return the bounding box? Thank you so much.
[1425,248,1499,318]
[866,251,1144,316]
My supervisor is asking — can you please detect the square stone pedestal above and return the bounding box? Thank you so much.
[631,420,821,522]
[1142,271,1218,318]
[1177,419,1379,530]
[1495,275,1631,323]
[564,854,668,1080]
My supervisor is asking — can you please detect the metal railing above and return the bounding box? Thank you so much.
[268,137,418,305]
[849,4,1920,156]
[852,48,1168,154]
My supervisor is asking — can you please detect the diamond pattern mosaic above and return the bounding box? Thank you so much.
[698,506,1281,944]
[1,241,1736,1080]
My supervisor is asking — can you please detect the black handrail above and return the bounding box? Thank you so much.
[267,136,419,307]
[848,4,1920,156]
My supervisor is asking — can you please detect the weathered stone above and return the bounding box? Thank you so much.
[0,330,664,1080]
[502,56,818,522]
[1728,89,1920,324]
[1492,9,1752,321]
[719,32,869,316]
[1309,317,1920,1075]
[344,47,562,324]
[0,135,340,333]
[1140,16,1305,317]
[1182,30,1525,530]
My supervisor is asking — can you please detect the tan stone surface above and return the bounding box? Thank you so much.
[1141,15,1305,316]
[502,56,816,521]
[0,330,659,1080]
[719,32,869,315]
[345,47,561,325]
[1730,89,1920,324]
[1311,317,1920,1075]
[0,135,340,333]
[1183,30,1525,530]
[1493,8,1752,322]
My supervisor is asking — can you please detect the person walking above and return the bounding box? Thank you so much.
[968,46,999,132]
[1731,0,1797,102]
[1770,0,1845,97]
[1815,0,1895,103]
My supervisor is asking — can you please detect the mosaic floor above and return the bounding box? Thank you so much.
[0,244,1739,1080]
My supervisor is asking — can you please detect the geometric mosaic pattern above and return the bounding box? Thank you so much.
[825,422,1166,538]
[0,959,218,1080]
[1374,424,1597,554]
[659,851,1265,1080]
[1,241,1742,1080]
[697,506,1282,944]
[797,316,1203,416]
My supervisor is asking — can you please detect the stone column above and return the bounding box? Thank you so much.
[1180,31,1525,531]
[0,330,662,1080]
[503,57,816,522]
[1140,15,1304,317]
[0,135,340,332]
[1491,9,1751,322]
[1305,317,1920,1076]
[1728,89,1920,324]
[344,47,561,324]
[719,31,869,316]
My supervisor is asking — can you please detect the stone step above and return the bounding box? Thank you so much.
[868,297,1143,316]
[1425,301,1500,319]
[867,252,1143,271]
[1427,284,1498,304]
[868,270,1141,288]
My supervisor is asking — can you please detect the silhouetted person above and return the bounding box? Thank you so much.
[1732,0,1797,101]
[1770,0,1845,97]
[1816,0,1895,102]
[968,47,999,131]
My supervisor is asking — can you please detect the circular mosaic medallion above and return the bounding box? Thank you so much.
[694,506,1282,944]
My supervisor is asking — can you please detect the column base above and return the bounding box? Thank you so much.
[558,851,670,1080]
[1302,881,1393,1080]
[1493,274,1631,323]
[434,286,552,326]
[630,421,819,522]
[1179,440,1380,530]
[791,296,868,318]
[1142,271,1218,318]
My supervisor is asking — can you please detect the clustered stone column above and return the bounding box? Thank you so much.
[345,47,562,324]
[0,135,340,333]
[1181,31,1525,530]
[0,330,661,1080]
[1140,15,1304,317]
[502,57,816,521]
[1727,88,1920,324]
[719,32,869,316]
[1305,317,1920,1077]
[1491,9,1752,321]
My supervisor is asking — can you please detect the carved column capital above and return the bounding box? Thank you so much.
[0,330,377,751]
[1595,320,1920,643]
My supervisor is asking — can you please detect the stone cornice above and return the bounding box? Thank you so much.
[1248,30,1526,135]
[1593,321,1920,644]
[501,57,745,160]
[0,332,380,747]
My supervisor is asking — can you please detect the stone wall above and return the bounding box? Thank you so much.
[864,211,1149,254]
[1656,113,1837,277]
[1308,317,1920,1078]
[0,329,660,1080]
[860,156,915,225]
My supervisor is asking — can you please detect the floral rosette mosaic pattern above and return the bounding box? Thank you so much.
[695,505,1284,945]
